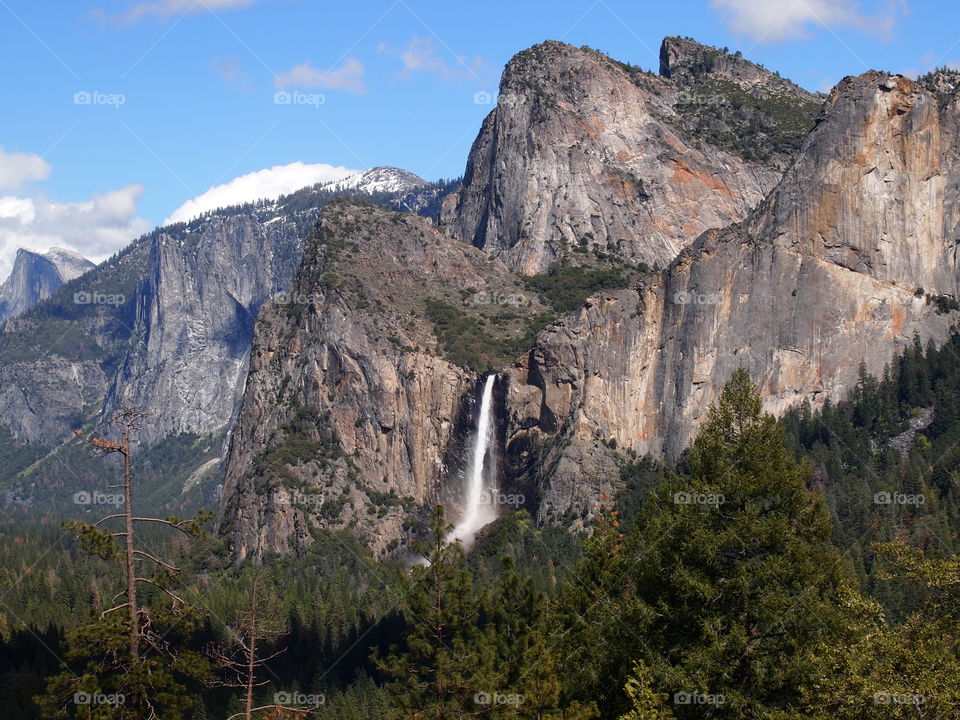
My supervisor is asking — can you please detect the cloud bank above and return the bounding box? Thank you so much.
[710,0,903,43]
[164,161,360,224]
[0,186,149,277]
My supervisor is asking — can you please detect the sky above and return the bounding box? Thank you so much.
[0,0,957,275]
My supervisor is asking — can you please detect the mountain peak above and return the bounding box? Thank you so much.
[658,35,814,95]
[441,35,821,273]
[0,246,95,322]
[319,166,427,195]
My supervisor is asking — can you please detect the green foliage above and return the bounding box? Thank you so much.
[564,370,875,718]
[620,662,675,720]
[252,400,345,481]
[424,297,552,371]
[0,426,47,480]
[803,543,960,718]
[35,608,211,719]
[925,292,960,314]
[669,77,822,165]
[466,510,581,594]
[521,261,631,314]
[781,333,960,617]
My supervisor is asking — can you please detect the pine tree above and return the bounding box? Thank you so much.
[373,505,493,720]
[554,500,643,715]
[488,557,597,720]
[617,370,877,717]
[620,662,674,720]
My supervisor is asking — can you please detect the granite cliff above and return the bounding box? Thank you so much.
[218,50,960,553]
[439,39,820,274]
[503,70,960,523]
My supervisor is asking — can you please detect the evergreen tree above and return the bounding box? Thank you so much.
[488,557,597,719]
[619,662,674,720]
[617,370,874,717]
[374,506,494,720]
[554,500,645,716]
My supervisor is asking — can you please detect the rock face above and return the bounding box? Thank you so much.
[439,39,814,275]
[218,54,960,553]
[218,201,548,560]
[104,209,307,444]
[0,200,313,451]
[503,71,960,523]
[0,247,94,322]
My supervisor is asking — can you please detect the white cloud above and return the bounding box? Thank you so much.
[274,59,366,94]
[104,0,262,23]
[0,186,149,277]
[710,0,903,43]
[0,148,52,192]
[164,161,360,225]
[378,36,484,80]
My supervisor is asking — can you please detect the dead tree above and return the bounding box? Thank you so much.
[207,575,311,720]
[73,406,209,662]
[36,406,214,720]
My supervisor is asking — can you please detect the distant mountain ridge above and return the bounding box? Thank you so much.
[0,247,95,322]
[0,173,455,514]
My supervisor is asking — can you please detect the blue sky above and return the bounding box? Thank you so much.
[0,0,957,273]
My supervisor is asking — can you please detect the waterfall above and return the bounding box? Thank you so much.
[449,374,498,547]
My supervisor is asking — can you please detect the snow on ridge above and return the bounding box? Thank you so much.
[317,166,428,195]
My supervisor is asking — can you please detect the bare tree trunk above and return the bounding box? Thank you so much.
[245,585,257,720]
[122,424,139,663]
